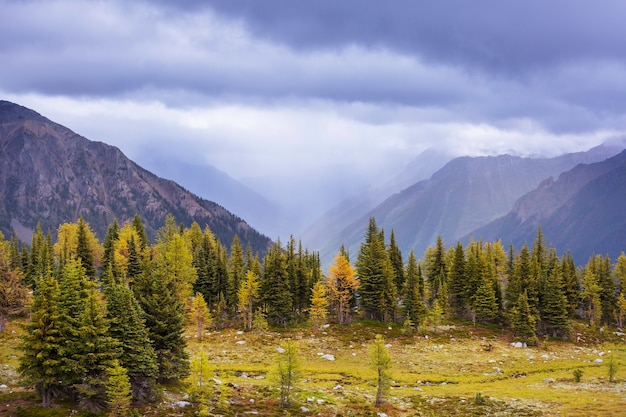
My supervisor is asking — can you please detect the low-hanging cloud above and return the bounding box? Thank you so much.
[2,0,626,233]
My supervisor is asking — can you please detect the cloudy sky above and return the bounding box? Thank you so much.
[2,0,626,229]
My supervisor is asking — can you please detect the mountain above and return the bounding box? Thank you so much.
[0,100,271,254]
[317,145,623,265]
[302,148,453,250]
[467,149,626,262]
[135,152,285,239]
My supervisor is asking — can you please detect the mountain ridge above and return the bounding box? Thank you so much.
[0,100,271,254]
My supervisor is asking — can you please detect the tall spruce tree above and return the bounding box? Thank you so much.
[539,260,570,339]
[74,289,119,411]
[106,281,157,401]
[262,240,292,327]
[136,265,189,382]
[511,290,537,346]
[448,242,467,318]
[19,271,64,407]
[356,218,397,322]
[403,250,427,328]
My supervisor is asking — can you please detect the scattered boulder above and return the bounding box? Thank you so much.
[174,401,191,408]
[321,354,335,361]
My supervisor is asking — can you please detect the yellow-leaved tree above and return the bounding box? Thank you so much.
[326,252,359,324]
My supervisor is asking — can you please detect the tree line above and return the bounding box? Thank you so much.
[1,214,626,410]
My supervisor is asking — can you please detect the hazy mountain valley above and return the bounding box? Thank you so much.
[2,101,626,416]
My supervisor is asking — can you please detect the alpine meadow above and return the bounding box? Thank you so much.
[4,1,626,415]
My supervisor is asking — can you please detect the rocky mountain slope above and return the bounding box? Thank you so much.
[467,149,626,262]
[0,100,271,253]
[317,145,623,264]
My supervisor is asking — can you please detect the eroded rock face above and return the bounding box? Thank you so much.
[0,100,271,253]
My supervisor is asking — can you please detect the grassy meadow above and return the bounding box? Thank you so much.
[1,319,625,416]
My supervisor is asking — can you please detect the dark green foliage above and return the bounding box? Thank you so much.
[403,250,427,327]
[388,230,405,294]
[539,259,570,339]
[448,242,467,318]
[106,281,157,402]
[19,271,64,407]
[74,289,119,412]
[356,218,397,322]
[425,235,447,304]
[511,291,537,346]
[135,265,189,382]
[262,240,292,327]
[76,218,96,279]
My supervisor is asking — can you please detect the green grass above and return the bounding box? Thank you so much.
[6,319,626,416]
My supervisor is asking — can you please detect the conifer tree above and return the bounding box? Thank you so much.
[262,240,292,327]
[309,280,329,329]
[539,261,570,339]
[424,235,447,304]
[58,257,91,397]
[101,220,120,285]
[403,250,427,329]
[369,334,392,407]
[510,291,537,346]
[74,289,119,411]
[77,217,97,279]
[448,242,467,318]
[561,253,580,316]
[615,252,626,295]
[581,259,602,327]
[356,218,397,322]
[106,360,132,417]
[19,271,64,407]
[472,273,498,324]
[106,281,157,401]
[388,230,405,293]
[275,340,300,408]
[136,266,189,382]
[190,293,213,341]
[238,270,260,330]
[228,235,245,314]
[326,252,360,324]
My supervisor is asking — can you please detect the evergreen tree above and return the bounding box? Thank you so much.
[77,217,97,279]
[228,235,245,315]
[356,218,397,322]
[106,360,132,417]
[402,250,427,329]
[539,261,570,339]
[75,289,119,411]
[511,291,537,346]
[615,252,626,295]
[261,240,292,327]
[424,235,447,304]
[58,257,91,397]
[19,271,64,407]
[581,258,602,327]
[106,281,157,401]
[101,220,120,285]
[448,242,467,318]
[472,273,498,324]
[136,266,189,382]
[388,230,405,294]
[561,253,580,316]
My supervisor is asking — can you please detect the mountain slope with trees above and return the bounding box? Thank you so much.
[467,149,626,261]
[0,100,271,254]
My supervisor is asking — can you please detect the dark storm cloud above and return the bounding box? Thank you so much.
[177,0,626,72]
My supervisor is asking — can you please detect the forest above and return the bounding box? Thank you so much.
[1,214,626,415]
